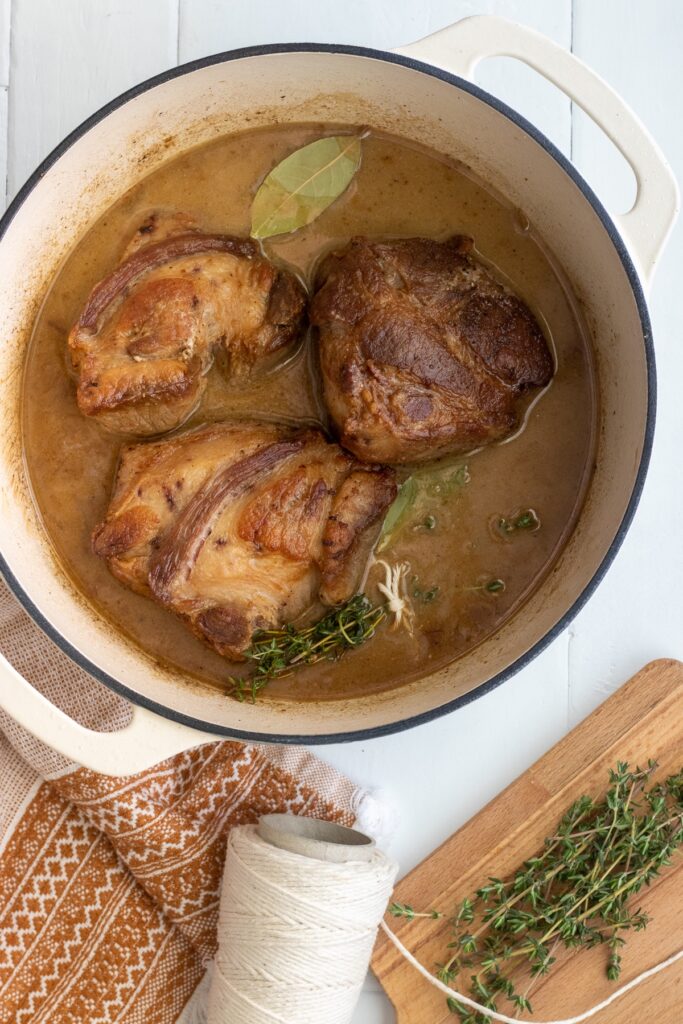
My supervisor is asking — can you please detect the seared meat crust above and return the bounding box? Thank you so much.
[310,236,554,463]
[92,421,396,660]
[69,213,306,436]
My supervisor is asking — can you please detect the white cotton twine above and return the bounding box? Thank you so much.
[207,823,398,1024]
[380,922,683,1024]
[208,821,682,1024]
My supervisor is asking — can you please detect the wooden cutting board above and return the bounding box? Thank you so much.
[373,659,683,1023]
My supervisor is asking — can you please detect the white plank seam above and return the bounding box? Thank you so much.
[1,0,8,210]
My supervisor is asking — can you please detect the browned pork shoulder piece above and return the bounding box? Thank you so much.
[310,236,554,464]
[68,212,306,435]
[92,421,396,659]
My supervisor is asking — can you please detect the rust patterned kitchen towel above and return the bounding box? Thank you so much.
[0,579,373,1023]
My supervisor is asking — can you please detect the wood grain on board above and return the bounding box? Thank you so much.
[373,659,683,1023]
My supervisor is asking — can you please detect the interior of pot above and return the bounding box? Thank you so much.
[0,49,649,738]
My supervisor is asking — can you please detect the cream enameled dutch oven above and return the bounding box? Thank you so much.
[0,17,678,774]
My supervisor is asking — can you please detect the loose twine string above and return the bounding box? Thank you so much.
[207,825,682,1024]
[380,922,683,1024]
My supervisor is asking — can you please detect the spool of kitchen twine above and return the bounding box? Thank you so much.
[207,815,398,1024]
[208,816,683,1024]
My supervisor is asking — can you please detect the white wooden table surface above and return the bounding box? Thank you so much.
[1,2,681,1021]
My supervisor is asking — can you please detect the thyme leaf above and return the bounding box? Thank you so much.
[462,578,506,596]
[485,579,505,594]
[496,508,541,538]
[411,575,440,603]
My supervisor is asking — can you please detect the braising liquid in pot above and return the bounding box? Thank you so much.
[22,125,597,700]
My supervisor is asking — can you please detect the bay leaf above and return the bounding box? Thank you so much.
[376,463,470,553]
[250,135,362,239]
[377,477,418,553]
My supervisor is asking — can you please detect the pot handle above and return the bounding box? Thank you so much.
[395,15,679,286]
[0,649,216,776]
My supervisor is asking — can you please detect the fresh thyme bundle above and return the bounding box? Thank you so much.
[227,595,385,702]
[390,762,683,1022]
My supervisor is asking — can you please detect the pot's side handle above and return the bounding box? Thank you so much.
[395,15,679,287]
[0,650,217,776]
